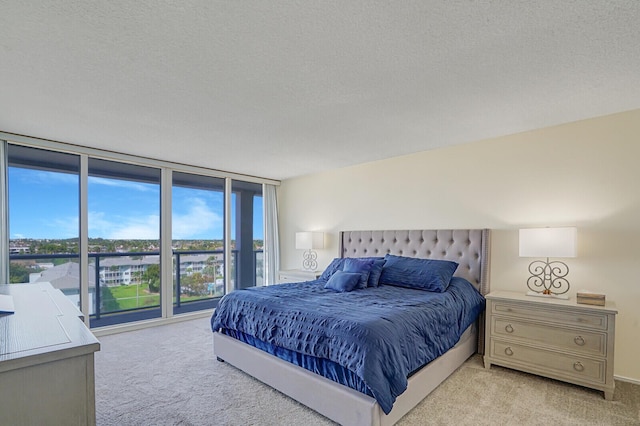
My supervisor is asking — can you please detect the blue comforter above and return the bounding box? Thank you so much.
[211,277,485,414]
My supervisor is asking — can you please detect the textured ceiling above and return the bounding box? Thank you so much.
[1,1,639,180]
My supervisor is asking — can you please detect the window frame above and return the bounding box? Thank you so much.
[1,132,278,330]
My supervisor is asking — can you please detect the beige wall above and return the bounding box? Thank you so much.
[278,108,640,383]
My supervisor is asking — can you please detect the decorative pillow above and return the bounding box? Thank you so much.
[379,254,459,292]
[324,271,361,293]
[319,258,346,281]
[348,256,386,287]
[365,258,386,287]
[343,258,375,289]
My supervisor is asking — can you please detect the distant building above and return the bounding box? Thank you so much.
[9,245,30,254]
[99,256,160,286]
[99,253,224,286]
[176,253,224,277]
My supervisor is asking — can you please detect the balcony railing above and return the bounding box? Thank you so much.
[9,248,264,327]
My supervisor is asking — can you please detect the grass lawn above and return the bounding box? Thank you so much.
[101,284,160,311]
[101,284,214,311]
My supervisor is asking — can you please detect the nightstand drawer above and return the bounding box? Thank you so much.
[491,339,606,384]
[492,318,606,356]
[492,302,608,330]
[278,270,322,283]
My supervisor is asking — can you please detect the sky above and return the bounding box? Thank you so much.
[8,168,263,240]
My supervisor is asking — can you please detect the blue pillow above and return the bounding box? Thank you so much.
[324,271,361,292]
[366,258,386,287]
[349,256,386,287]
[379,255,458,292]
[343,258,375,289]
[319,258,346,281]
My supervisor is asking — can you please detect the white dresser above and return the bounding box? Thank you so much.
[484,291,617,400]
[0,282,100,425]
[278,269,322,283]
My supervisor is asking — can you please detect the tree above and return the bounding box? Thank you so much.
[9,263,31,283]
[202,264,217,280]
[142,264,161,293]
[181,272,207,296]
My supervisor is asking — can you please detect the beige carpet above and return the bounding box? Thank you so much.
[95,317,640,425]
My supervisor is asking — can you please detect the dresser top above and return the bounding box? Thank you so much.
[0,283,100,371]
[486,290,618,314]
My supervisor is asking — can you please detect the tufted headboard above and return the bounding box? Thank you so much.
[340,229,491,354]
[340,229,491,295]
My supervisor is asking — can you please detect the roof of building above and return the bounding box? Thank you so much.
[34,262,96,289]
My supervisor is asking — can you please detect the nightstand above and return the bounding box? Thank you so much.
[484,291,617,400]
[278,269,322,283]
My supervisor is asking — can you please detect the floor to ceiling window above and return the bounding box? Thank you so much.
[7,145,82,309]
[2,136,277,329]
[88,158,161,327]
[172,171,225,314]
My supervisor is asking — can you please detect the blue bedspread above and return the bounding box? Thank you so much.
[211,277,485,414]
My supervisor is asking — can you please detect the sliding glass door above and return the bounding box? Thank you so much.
[172,171,225,314]
[88,158,161,327]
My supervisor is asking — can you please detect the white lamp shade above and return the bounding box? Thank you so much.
[295,232,324,250]
[519,227,577,258]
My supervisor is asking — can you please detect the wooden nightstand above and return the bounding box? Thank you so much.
[484,291,617,400]
[278,269,322,283]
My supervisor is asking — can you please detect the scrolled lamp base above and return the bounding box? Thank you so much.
[526,257,570,296]
[302,249,318,271]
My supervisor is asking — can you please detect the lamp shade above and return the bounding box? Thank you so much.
[519,227,577,258]
[295,232,324,250]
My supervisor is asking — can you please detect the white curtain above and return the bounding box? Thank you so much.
[0,140,9,283]
[263,184,280,285]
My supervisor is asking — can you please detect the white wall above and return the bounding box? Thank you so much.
[278,108,640,383]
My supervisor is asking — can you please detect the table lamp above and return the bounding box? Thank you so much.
[295,231,324,271]
[519,227,577,299]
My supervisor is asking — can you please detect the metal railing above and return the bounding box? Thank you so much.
[173,249,229,310]
[9,248,264,325]
[91,250,160,320]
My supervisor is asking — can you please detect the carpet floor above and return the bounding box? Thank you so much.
[95,317,640,425]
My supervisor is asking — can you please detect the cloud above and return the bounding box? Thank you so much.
[172,198,222,239]
[88,211,159,240]
[89,177,155,192]
[87,197,221,240]
[108,215,160,240]
[11,169,77,186]
[50,216,80,238]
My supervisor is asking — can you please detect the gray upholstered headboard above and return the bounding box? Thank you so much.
[339,229,491,295]
[340,229,491,354]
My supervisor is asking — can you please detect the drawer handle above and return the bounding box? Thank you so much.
[505,324,514,333]
[504,347,514,356]
[574,336,585,346]
[573,361,585,372]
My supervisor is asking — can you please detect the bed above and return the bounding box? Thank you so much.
[212,229,491,425]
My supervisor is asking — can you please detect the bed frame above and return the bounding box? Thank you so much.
[213,229,491,426]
